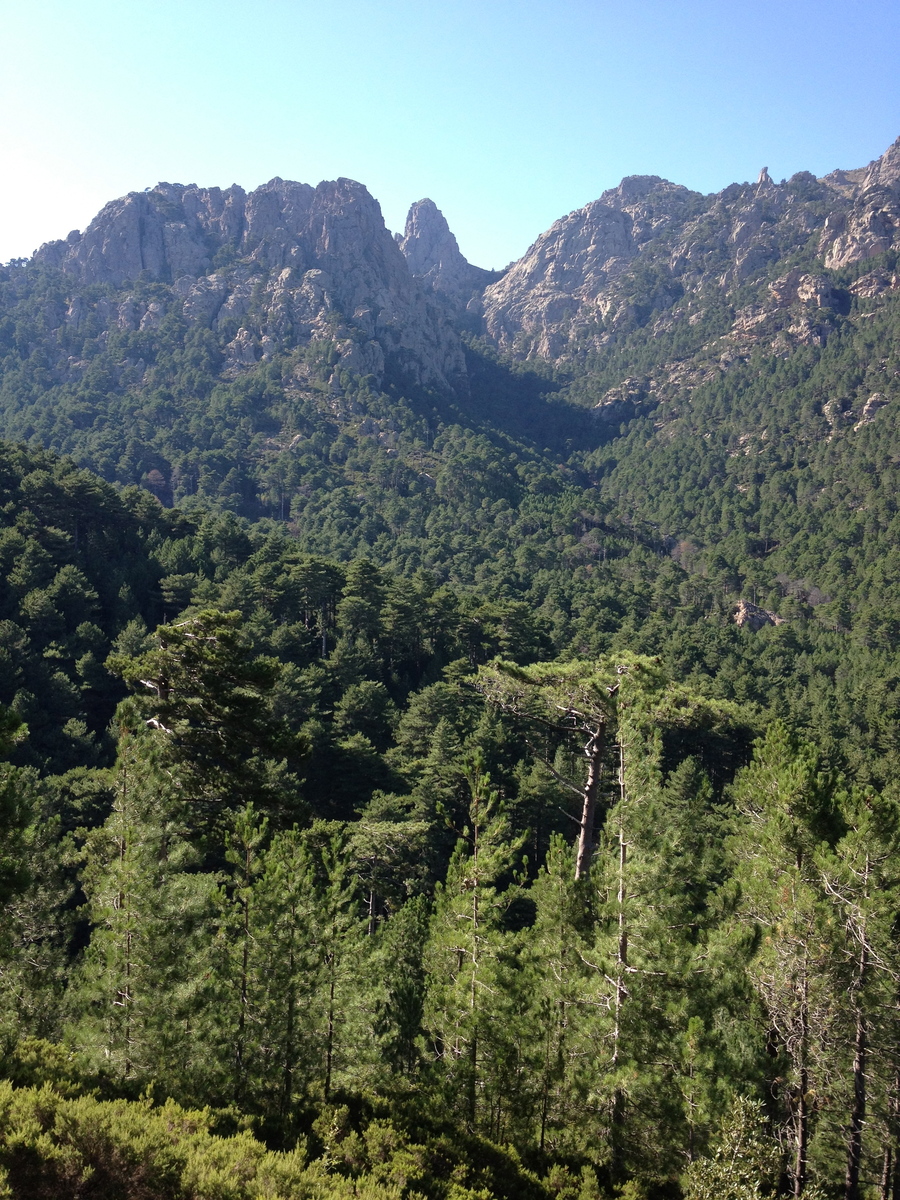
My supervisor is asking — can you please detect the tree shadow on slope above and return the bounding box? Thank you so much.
[382,340,601,460]
[457,341,600,457]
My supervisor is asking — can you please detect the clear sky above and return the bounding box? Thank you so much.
[2,0,899,269]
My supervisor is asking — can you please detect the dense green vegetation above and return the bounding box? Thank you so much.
[1,230,900,1197]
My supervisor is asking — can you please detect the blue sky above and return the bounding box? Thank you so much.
[2,0,899,268]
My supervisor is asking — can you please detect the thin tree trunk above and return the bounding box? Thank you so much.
[235,885,250,1100]
[844,853,871,1200]
[281,930,296,1117]
[795,1063,809,1198]
[882,1145,893,1200]
[889,1061,900,1200]
[468,1033,478,1127]
[116,759,134,1077]
[795,970,809,1199]
[539,1023,551,1153]
[609,741,628,1178]
[123,922,133,1076]
[468,807,480,1128]
[844,1003,867,1200]
[324,953,336,1098]
[575,725,606,879]
[611,742,627,1066]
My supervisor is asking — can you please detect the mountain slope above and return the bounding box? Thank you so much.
[6,141,900,1198]
[0,137,899,645]
[33,176,465,391]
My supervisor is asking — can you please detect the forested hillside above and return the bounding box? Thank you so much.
[0,138,900,1198]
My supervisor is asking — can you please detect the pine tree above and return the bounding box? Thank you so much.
[521,835,595,1155]
[728,723,841,1198]
[216,805,270,1106]
[254,828,324,1118]
[423,755,525,1135]
[205,815,336,1120]
[108,608,306,827]
[75,714,216,1091]
[315,832,365,1099]
[372,895,430,1078]
[817,790,900,1200]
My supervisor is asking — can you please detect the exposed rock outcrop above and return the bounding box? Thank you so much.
[396,199,500,319]
[35,178,465,392]
[821,137,900,269]
[36,183,247,285]
[479,166,852,361]
[24,132,900,397]
[734,600,785,631]
[848,268,899,298]
[481,196,633,356]
[853,392,891,430]
[481,177,697,357]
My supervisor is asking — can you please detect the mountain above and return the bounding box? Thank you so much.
[396,198,503,324]
[481,138,900,369]
[15,135,899,418]
[483,175,702,357]
[4,137,900,1198]
[0,137,898,621]
[34,176,465,392]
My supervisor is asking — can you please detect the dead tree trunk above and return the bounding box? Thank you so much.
[794,970,810,1199]
[844,940,868,1200]
[574,726,606,879]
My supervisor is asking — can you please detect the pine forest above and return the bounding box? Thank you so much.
[0,137,899,1199]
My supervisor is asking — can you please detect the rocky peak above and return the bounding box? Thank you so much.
[481,174,712,357]
[397,199,500,318]
[819,137,900,268]
[862,135,900,193]
[34,177,466,392]
[481,197,637,356]
[242,177,316,256]
[36,183,250,285]
[598,175,699,213]
[479,137,900,362]
[27,134,900,386]
[598,176,703,244]
[600,175,667,207]
[397,199,463,280]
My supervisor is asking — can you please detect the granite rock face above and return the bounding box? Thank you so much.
[35,178,465,392]
[481,177,694,357]
[37,183,248,286]
[396,199,501,322]
[479,169,852,361]
[482,196,635,357]
[821,137,900,269]
[473,137,899,367]
[734,600,785,631]
[24,133,900,392]
[854,392,891,430]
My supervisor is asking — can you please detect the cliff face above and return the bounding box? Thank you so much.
[481,177,699,357]
[396,199,502,322]
[478,137,900,365]
[35,178,465,391]
[20,134,900,402]
[821,136,900,268]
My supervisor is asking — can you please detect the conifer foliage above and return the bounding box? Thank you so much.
[1,249,900,1198]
